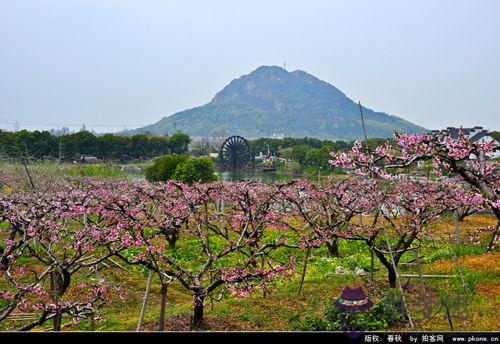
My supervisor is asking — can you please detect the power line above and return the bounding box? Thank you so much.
[0,118,149,129]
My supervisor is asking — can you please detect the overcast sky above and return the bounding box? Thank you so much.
[1,0,499,133]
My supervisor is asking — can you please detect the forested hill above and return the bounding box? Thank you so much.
[132,66,426,139]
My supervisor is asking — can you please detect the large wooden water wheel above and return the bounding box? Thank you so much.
[219,136,253,170]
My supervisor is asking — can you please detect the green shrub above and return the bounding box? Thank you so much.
[145,154,189,182]
[172,157,217,184]
[146,154,217,184]
[282,161,302,174]
[288,292,405,331]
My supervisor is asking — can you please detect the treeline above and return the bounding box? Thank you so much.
[0,128,415,166]
[250,137,392,154]
[250,136,394,169]
[0,130,191,161]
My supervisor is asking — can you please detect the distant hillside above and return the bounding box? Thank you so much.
[132,66,426,140]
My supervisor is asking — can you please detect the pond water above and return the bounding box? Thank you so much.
[217,171,287,183]
[216,170,328,183]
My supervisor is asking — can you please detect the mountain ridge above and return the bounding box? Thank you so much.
[132,66,426,139]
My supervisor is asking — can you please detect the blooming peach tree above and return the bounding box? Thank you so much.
[110,180,296,329]
[0,182,127,330]
[330,131,499,251]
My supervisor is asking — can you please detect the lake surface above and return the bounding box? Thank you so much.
[216,170,326,183]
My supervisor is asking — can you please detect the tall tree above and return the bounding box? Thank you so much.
[168,132,191,154]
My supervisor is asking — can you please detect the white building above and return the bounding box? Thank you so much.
[432,126,500,159]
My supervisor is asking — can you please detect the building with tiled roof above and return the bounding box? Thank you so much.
[431,126,499,159]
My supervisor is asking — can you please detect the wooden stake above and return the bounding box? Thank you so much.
[298,247,311,294]
[136,270,154,332]
[444,223,468,291]
[370,242,375,283]
[383,227,415,329]
[399,274,458,279]
[414,235,429,299]
[261,255,267,298]
[442,299,454,331]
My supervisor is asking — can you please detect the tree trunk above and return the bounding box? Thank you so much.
[387,265,397,288]
[326,240,339,257]
[50,267,68,332]
[164,228,179,249]
[158,283,168,331]
[168,238,177,250]
[190,294,205,330]
[90,313,97,331]
[373,247,398,288]
[53,310,62,331]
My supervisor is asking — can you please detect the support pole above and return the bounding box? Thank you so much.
[414,236,428,298]
[370,242,375,283]
[298,247,311,294]
[383,227,415,329]
[444,222,468,291]
[136,270,154,332]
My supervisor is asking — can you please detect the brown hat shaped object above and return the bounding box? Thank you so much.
[335,286,373,311]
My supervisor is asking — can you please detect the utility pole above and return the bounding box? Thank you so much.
[358,101,369,151]
[58,137,63,164]
[263,142,270,158]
